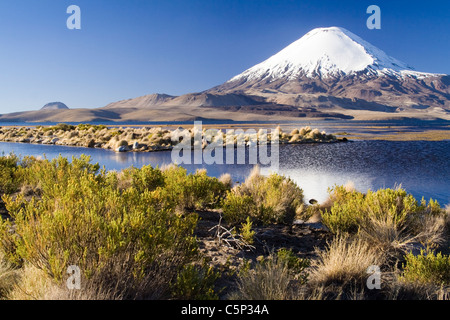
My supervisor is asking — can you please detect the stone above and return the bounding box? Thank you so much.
[115,146,128,153]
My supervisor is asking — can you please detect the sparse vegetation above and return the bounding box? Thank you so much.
[0,154,448,300]
[230,251,307,300]
[0,124,339,153]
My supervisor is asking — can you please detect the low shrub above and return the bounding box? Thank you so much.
[172,262,221,300]
[77,123,107,132]
[239,217,256,245]
[41,123,75,133]
[402,250,450,286]
[0,156,200,299]
[0,154,20,195]
[322,186,444,236]
[275,248,310,284]
[127,165,165,193]
[161,166,229,211]
[16,155,101,199]
[222,168,304,225]
[222,192,255,225]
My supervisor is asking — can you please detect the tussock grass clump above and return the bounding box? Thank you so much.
[218,173,233,190]
[0,252,19,299]
[445,204,450,235]
[231,256,293,300]
[230,249,309,300]
[6,264,56,300]
[358,215,419,261]
[289,134,301,143]
[385,277,449,300]
[310,234,383,287]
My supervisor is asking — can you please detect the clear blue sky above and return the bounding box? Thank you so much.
[0,0,449,113]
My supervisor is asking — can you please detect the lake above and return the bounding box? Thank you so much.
[1,140,449,206]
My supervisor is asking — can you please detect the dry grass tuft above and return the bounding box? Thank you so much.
[386,275,450,300]
[358,215,420,261]
[7,264,55,300]
[218,173,233,190]
[230,255,294,300]
[445,204,450,236]
[310,234,383,287]
[0,252,19,299]
[413,214,447,247]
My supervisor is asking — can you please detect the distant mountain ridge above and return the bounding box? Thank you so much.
[1,27,449,122]
[210,27,450,116]
[41,102,69,110]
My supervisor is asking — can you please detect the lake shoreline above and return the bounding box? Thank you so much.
[0,123,342,154]
[1,120,449,142]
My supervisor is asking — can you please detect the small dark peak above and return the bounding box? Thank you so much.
[41,102,69,110]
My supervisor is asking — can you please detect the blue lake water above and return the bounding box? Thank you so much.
[0,140,449,206]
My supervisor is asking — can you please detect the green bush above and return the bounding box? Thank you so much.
[41,123,75,133]
[0,156,200,299]
[239,217,256,245]
[322,186,441,234]
[17,155,101,198]
[172,262,221,300]
[402,250,450,286]
[0,154,20,195]
[222,192,255,225]
[275,248,310,284]
[161,166,229,211]
[222,172,304,225]
[127,165,165,193]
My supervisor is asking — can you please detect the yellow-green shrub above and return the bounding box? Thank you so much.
[0,157,200,299]
[222,172,304,225]
[172,262,221,300]
[17,155,101,198]
[160,166,229,210]
[402,250,450,286]
[222,192,255,225]
[0,154,20,195]
[239,217,256,245]
[322,186,441,234]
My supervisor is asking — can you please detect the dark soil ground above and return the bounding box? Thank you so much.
[194,210,332,298]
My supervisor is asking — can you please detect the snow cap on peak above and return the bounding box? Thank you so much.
[229,26,427,82]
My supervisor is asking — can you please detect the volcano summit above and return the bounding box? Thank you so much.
[209,27,450,120]
[1,27,449,122]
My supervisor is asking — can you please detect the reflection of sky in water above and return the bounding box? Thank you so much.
[1,140,449,205]
[262,168,376,204]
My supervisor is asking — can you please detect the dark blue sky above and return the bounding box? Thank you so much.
[0,0,449,113]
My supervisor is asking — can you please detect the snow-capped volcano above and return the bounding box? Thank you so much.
[4,27,447,122]
[209,26,449,119]
[228,27,432,82]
